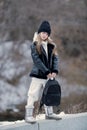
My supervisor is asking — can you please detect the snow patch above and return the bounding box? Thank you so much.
[0,75,29,112]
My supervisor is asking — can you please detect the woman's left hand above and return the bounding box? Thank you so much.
[51,73,56,78]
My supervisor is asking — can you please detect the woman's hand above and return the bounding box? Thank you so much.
[51,73,56,78]
[47,73,56,79]
[47,73,52,79]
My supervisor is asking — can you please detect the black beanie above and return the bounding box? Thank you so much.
[38,21,51,36]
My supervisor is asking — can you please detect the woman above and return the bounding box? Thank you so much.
[25,21,60,123]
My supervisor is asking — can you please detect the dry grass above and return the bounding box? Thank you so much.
[57,93,87,114]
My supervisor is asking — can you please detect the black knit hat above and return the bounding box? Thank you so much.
[38,21,51,36]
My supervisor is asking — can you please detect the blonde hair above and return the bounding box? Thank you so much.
[33,32,57,55]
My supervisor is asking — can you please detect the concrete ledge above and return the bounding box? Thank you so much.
[0,112,87,130]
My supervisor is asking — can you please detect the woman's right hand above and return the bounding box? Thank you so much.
[47,73,52,79]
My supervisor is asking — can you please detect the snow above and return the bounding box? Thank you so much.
[19,40,31,58]
[1,59,17,80]
[0,76,28,111]
[0,41,13,60]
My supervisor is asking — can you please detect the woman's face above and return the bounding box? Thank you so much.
[40,32,49,41]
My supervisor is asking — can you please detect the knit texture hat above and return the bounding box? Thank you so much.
[38,21,51,36]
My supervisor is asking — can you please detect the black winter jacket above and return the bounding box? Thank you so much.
[30,42,58,79]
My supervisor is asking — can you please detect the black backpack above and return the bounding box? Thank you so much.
[39,78,61,109]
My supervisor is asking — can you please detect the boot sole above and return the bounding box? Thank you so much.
[45,116,62,120]
[25,120,36,124]
[25,118,36,124]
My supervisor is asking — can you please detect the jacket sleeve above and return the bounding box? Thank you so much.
[52,54,59,74]
[30,44,50,75]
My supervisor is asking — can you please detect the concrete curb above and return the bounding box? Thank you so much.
[0,112,87,130]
